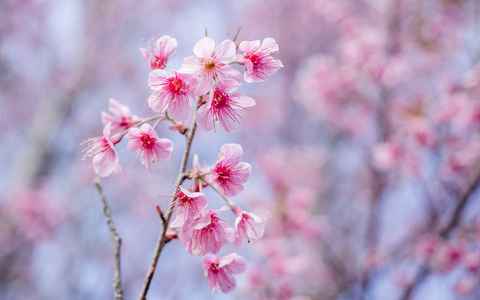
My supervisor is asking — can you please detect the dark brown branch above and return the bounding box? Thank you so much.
[137,101,201,300]
[399,169,480,300]
[94,176,123,300]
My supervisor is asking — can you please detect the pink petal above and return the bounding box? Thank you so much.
[231,93,255,108]
[153,139,173,160]
[196,105,214,131]
[214,39,236,63]
[261,37,279,52]
[193,37,216,58]
[217,271,236,293]
[179,56,200,74]
[221,253,247,274]
[155,35,178,58]
[216,65,242,85]
[219,144,243,165]
[93,148,120,177]
[239,40,261,54]
[148,69,169,88]
[216,78,241,94]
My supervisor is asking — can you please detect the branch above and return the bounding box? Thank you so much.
[94,176,123,300]
[399,169,480,300]
[137,101,201,300]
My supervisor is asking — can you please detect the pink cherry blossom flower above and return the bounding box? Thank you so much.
[179,37,242,96]
[127,123,173,174]
[171,186,208,228]
[101,98,139,134]
[230,205,264,246]
[211,144,251,197]
[179,207,234,256]
[82,123,121,177]
[203,253,247,294]
[236,38,283,83]
[148,69,198,121]
[140,35,177,70]
[196,78,255,132]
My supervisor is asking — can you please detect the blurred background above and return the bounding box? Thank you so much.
[2,0,480,299]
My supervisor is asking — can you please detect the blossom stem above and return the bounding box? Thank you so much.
[94,176,124,300]
[199,177,236,209]
[137,100,201,300]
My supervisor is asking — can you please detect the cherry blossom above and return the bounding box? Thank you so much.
[127,123,173,174]
[179,37,241,96]
[236,38,283,83]
[148,69,199,121]
[231,205,264,246]
[210,144,251,197]
[196,78,255,132]
[101,98,139,134]
[203,253,247,294]
[171,186,208,228]
[82,123,121,177]
[179,207,234,256]
[140,35,178,70]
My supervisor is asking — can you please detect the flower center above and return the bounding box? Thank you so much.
[212,90,229,109]
[168,78,185,94]
[205,60,215,70]
[140,134,154,149]
[245,53,260,67]
[216,167,232,184]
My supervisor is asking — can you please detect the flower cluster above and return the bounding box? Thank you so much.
[83,34,281,294]
[173,143,264,292]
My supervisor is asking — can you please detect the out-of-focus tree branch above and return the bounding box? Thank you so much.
[399,169,480,300]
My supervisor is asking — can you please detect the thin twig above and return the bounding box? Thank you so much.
[137,101,201,300]
[94,176,124,300]
[200,177,234,208]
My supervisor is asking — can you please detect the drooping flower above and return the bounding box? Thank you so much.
[179,207,234,256]
[101,98,139,134]
[236,38,283,83]
[196,78,255,132]
[179,37,242,96]
[230,205,264,246]
[127,123,173,174]
[211,144,251,197]
[82,123,121,177]
[203,253,247,294]
[140,35,178,70]
[171,186,208,228]
[148,69,198,121]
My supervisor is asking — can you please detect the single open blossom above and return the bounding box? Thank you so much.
[231,205,264,246]
[203,253,247,294]
[179,37,242,96]
[211,144,251,197]
[236,38,283,83]
[127,123,173,174]
[101,98,139,134]
[140,35,178,70]
[148,69,198,121]
[179,207,234,256]
[196,78,255,132]
[171,186,208,228]
[82,123,121,177]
